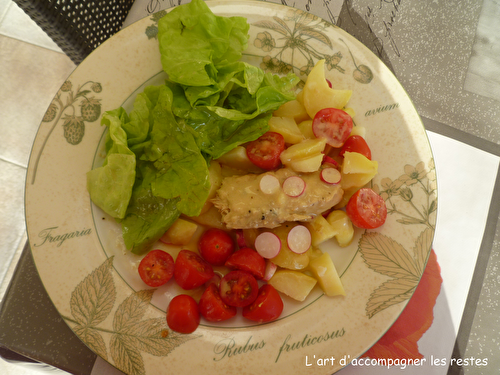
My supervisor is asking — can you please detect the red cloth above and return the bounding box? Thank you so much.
[363,249,442,360]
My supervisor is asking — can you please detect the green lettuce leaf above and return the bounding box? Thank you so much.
[158,0,249,86]
[86,109,136,219]
[87,0,299,254]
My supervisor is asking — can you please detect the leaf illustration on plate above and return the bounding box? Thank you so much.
[414,227,434,275]
[63,257,202,373]
[359,232,420,279]
[111,289,200,375]
[298,26,332,48]
[74,324,108,360]
[68,256,116,359]
[252,20,289,35]
[359,232,433,318]
[366,276,419,318]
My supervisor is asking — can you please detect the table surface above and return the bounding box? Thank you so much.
[1,0,499,374]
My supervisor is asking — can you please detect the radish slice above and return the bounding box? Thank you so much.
[282,176,306,197]
[320,167,342,184]
[287,225,311,254]
[260,174,280,194]
[322,154,339,168]
[263,261,278,281]
[255,232,282,259]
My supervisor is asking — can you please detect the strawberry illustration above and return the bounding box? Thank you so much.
[42,102,58,122]
[62,115,85,145]
[91,82,102,93]
[61,80,72,92]
[80,97,102,122]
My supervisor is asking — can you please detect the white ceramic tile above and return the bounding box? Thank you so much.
[0,0,11,23]
[0,160,26,290]
[0,35,75,166]
[0,0,62,52]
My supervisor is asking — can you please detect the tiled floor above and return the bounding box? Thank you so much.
[0,0,76,373]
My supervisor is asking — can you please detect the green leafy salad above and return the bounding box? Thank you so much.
[87,0,299,254]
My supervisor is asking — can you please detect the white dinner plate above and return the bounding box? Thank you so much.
[25,1,437,374]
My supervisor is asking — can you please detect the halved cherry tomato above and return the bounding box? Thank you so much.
[225,247,266,280]
[174,249,214,290]
[346,188,387,229]
[199,283,237,322]
[242,284,284,323]
[246,132,285,170]
[166,294,200,334]
[138,249,175,287]
[198,228,235,266]
[219,270,258,307]
[339,135,372,160]
[312,108,353,148]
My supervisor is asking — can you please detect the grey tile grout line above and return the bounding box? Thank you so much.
[421,115,500,375]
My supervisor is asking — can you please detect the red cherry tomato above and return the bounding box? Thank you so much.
[138,249,175,287]
[219,270,258,307]
[246,132,285,170]
[312,108,353,148]
[166,294,200,334]
[339,135,372,160]
[198,228,235,266]
[199,283,237,322]
[225,248,266,280]
[346,188,387,229]
[242,284,284,323]
[174,249,214,290]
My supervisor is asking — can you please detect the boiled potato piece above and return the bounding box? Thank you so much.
[269,224,311,270]
[268,116,305,144]
[274,99,310,123]
[349,126,366,138]
[216,146,263,173]
[305,214,337,246]
[288,153,324,173]
[342,152,378,174]
[189,205,226,229]
[326,210,354,247]
[268,269,317,301]
[280,137,327,164]
[297,120,314,139]
[308,252,345,297]
[343,107,356,118]
[161,218,198,246]
[303,59,352,118]
[341,152,378,190]
[341,172,378,190]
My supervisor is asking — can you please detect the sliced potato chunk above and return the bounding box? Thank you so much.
[161,218,198,246]
[273,99,310,123]
[280,137,327,164]
[216,146,264,173]
[342,152,378,174]
[288,153,324,173]
[305,214,337,246]
[269,225,311,270]
[297,120,314,139]
[268,269,317,301]
[303,59,352,118]
[308,252,345,297]
[326,210,354,247]
[268,116,305,144]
